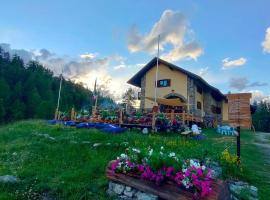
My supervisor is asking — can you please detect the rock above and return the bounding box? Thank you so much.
[249,185,258,197]
[111,182,125,195]
[229,181,258,200]
[208,161,222,179]
[0,175,18,183]
[118,195,133,200]
[142,128,148,134]
[135,191,158,200]
[124,186,135,197]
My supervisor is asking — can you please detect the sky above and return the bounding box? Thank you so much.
[0,0,270,101]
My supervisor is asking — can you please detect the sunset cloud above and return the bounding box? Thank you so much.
[262,27,270,53]
[127,10,203,62]
[222,57,247,69]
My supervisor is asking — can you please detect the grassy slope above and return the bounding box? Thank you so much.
[0,120,269,199]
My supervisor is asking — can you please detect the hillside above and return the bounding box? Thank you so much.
[0,120,269,199]
[0,48,114,123]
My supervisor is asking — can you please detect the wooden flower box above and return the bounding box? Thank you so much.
[106,161,230,200]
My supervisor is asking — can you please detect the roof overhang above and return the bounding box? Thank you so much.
[127,57,226,100]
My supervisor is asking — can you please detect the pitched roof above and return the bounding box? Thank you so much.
[127,57,226,100]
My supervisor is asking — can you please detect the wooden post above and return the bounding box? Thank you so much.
[119,109,123,125]
[71,107,75,120]
[152,112,156,131]
[236,126,241,164]
[182,111,184,124]
[54,109,58,120]
[170,110,174,121]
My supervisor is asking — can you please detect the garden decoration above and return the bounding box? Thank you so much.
[106,147,230,200]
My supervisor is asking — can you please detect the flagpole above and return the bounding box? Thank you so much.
[92,78,98,116]
[154,34,160,105]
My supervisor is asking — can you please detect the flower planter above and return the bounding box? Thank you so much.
[106,161,230,200]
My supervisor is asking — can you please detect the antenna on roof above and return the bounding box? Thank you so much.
[154,34,160,105]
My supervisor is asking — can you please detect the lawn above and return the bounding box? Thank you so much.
[0,120,269,199]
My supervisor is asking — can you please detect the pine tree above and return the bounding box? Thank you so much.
[0,99,5,123]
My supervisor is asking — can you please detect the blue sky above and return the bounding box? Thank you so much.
[0,0,270,101]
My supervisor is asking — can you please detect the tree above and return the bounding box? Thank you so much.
[122,87,137,113]
[10,100,25,120]
[252,101,270,132]
[0,99,5,123]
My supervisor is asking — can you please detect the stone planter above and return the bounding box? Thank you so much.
[106,161,230,200]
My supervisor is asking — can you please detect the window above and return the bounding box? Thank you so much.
[197,86,203,94]
[157,79,171,87]
[197,101,202,110]
[211,105,221,114]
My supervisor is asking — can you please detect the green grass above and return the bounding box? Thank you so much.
[0,120,269,199]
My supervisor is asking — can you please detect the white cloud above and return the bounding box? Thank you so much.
[249,90,270,103]
[262,27,270,53]
[127,10,203,62]
[222,57,247,69]
[114,64,126,70]
[199,67,209,76]
[80,53,97,59]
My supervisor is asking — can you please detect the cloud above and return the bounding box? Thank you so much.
[114,64,126,70]
[0,43,34,63]
[80,53,97,59]
[248,81,268,87]
[262,27,270,53]
[0,43,130,100]
[199,67,209,76]
[249,90,270,103]
[222,57,247,69]
[229,77,268,91]
[229,77,249,91]
[127,10,203,62]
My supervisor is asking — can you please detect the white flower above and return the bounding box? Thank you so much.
[202,165,206,171]
[160,151,163,155]
[169,152,176,157]
[182,168,187,173]
[132,148,141,153]
[120,153,128,159]
[160,146,164,150]
[149,149,153,156]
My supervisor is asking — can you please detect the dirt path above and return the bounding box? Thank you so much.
[254,132,270,165]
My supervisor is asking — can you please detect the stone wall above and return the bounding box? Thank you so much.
[187,77,196,115]
[107,181,158,200]
[140,75,146,110]
[203,92,222,123]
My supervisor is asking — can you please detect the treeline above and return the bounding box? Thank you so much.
[0,48,114,123]
[252,101,270,132]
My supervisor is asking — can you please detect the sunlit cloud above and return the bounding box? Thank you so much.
[127,10,203,62]
[262,27,270,53]
[222,57,247,69]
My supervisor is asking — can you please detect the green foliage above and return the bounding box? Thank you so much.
[0,49,114,122]
[252,101,270,132]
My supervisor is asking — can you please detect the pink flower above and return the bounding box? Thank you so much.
[111,160,120,171]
